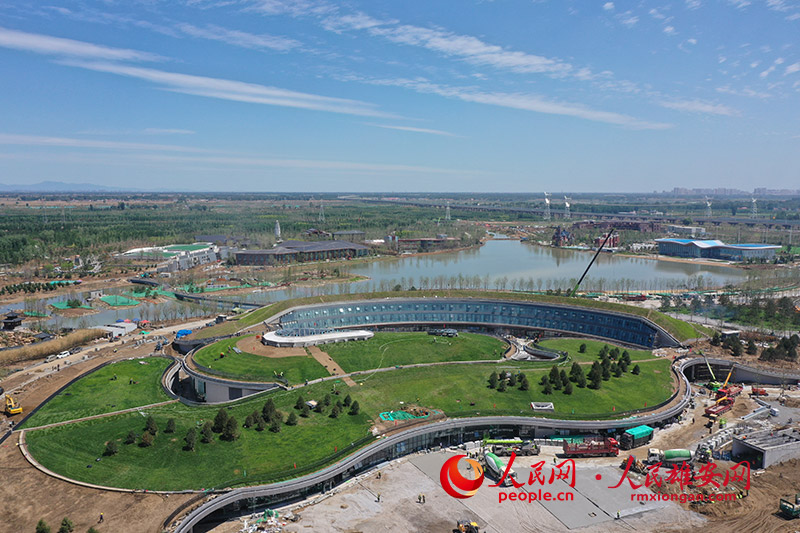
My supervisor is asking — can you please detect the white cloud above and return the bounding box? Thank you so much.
[787,13,800,20]
[143,128,196,135]
[322,12,387,32]
[727,0,751,8]
[0,26,163,62]
[766,0,791,12]
[618,13,639,26]
[685,0,702,9]
[649,8,667,19]
[687,38,698,45]
[716,85,772,98]
[663,25,677,35]
[61,61,395,118]
[657,98,739,116]
[76,128,197,136]
[786,62,800,75]
[175,23,300,51]
[248,0,334,17]
[760,65,776,77]
[365,124,458,137]
[603,2,615,11]
[368,78,671,129]
[0,133,207,152]
[372,24,575,76]
[0,134,466,175]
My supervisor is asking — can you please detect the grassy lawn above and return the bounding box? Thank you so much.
[22,358,172,428]
[25,356,674,490]
[25,380,372,491]
[191,290,701,342]
[323,332,507,373]
[353,359,673,419]
[536,338,654,363]
[193,336,329,384]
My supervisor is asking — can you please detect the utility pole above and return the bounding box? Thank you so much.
[319,201,325,223]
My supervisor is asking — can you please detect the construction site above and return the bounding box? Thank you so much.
[3,290,800,533]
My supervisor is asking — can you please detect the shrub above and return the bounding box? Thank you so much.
[103,441,118,456]
[165,418,176,434]
[578,343,586,353]
[286,412,298,426]
[124,430,136,445]
[256,417,267,431]
[632,364,641,375]
[270,420,281,433]
[145,416,158,436]
[36,519,50,533]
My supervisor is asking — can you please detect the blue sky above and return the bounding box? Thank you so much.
[0,0,798,192]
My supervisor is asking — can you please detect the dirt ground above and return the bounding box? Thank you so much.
[0,338,197,533]
[307,346,356,386]
[235,336,307,358]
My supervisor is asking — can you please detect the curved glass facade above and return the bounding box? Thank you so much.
[278,298,678,348]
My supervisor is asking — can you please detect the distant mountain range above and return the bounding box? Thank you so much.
[0,181,144,193]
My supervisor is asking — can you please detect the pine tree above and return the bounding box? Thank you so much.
[36,519,51,533]
[508,373,517,387]
[139,431,154,447]
[323,394,332,407]
[104,441,118,456]
[578,343,587,353]
[145,415,158,436]
[201,421,214,443]
[577,372,587,388]
[213,409,229,433]
[301,405,311,418]
[286,412,298,426]
[519,376,530,391]
[343,394,352,407]
[488,371,499,389]
[185,428,197,451]
[602,365,611,381]
[747,339,758,355]
[613,364,623,378]
[543,380,553,395]
[295,396,305,410]
[632,364,641,375]
[125,430,136,445]
[270,420,281,433]
[256,417,267,431]
[563,381,573,395]
[559,369,568,387]
[330,405,341,418]
[165,418,176,434]
[223,417,239,441]
[57,518,74,533]
[497,380,507,392]
[621,350,631,365]
[349,400,360,415]
[262,399,276,420]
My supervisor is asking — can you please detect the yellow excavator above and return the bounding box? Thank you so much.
[1,387,23,416]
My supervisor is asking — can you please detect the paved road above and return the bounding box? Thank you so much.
[666,312,800,337]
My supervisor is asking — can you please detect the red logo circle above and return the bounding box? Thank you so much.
[440,455,485,499]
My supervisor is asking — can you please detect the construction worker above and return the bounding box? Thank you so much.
[99,513,104,523]
[377,493,381,502]
[422,494,426,504]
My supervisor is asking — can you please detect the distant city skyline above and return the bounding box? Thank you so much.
[0,1,798,192]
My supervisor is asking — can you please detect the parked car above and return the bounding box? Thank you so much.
[56,351,70,359]
[69,346,82,354]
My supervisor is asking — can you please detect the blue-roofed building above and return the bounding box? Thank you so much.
[655,238,780,261]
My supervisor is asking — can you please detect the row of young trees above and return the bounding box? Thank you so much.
[35,517,99,533]
[486,344,642,397]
